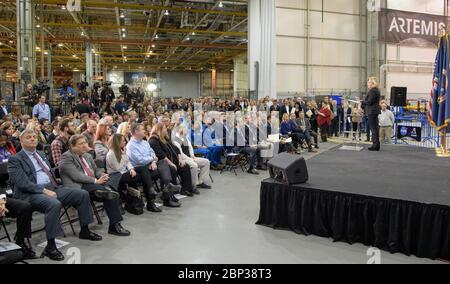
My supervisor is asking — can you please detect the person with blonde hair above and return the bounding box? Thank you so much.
[117,121,131,143]
[149,123,196,196]
[26,119,47,146]
[363,77,381,151]
[172,126,212,190]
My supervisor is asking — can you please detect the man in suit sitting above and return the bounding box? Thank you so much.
[0,186,35,259]
[0,98,9,120]
[59,135,130,237]
[7,129,101,261]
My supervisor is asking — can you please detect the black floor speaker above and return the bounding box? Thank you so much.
[267,153,308,185]
[390,87,407,107]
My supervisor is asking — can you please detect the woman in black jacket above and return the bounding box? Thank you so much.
[149,123,197,197]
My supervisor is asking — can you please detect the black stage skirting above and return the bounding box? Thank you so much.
[256,145,450,261]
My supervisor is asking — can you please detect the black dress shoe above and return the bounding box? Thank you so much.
[17,242,37,260]
[163,199,181,208]
[79,231,103,241]
[256,165,268,171]
[198,183,212,189]
[171,194,180,203]
[94,189,119,200]
[108,223,131,237]
[247,169,260,175]
[180,190,194,197]
[146,201,162,212]
[192,188,200,195]
[40,246,65,261]
[368,146,380,151]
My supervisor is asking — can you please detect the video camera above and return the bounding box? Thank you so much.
[77,81,89,91]
[33,79,50,96]
[93,82,101,91]
[119,84,130,95]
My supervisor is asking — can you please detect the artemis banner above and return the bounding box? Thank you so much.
[379,9,448,47]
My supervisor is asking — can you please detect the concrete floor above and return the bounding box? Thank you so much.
[5,142,443,264]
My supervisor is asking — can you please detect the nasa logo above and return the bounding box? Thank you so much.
[400,127,408,136]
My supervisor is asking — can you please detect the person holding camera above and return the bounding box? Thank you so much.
[32,95,51,122]
[21,84,38,114]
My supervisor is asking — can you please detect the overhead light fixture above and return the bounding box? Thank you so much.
[219,1,223,8]
[72,54,77,58]
[61,5,66,10]
[186,37,190,41]
[9,40,13,44]
[58,43,64,47]
[121,28,126,32]
[81,31,85,36]
[150,50,153,53]
[123,46,127,49]
[122,33,126,38]
[164,60,167,63]
[36,24,41,28]
[147,83,157,92]
[120,12,125,18]
[151,44,156,48]
[164,10,169,16]
[44,51,48,55]
[191,32,196,36]
[36,46,41,50]
[155,34,159,39]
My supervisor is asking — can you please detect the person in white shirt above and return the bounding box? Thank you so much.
[172,126,212,190]
[378,101,395,144]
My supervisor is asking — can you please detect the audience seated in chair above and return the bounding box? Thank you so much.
[58,135,131,240]
[8,130,100,261]
[127,123,181,212]
[172,126,212,190]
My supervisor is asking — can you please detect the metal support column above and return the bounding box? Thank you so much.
[85,42,93,89]
[47,44,53,100]
[16,0,36,93]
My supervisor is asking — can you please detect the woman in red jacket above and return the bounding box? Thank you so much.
[317,102,332,142]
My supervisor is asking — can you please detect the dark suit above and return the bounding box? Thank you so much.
[364,87,381,148]
[0,105,9,120]
[8,150,93,240]
[59,151,122,225]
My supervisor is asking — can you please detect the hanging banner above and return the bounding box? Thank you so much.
[379,9,448,47]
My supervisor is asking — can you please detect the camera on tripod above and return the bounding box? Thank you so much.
[119,84,130,95]
[33,79,50,96]
[93,82,101,91]
[77,81,89,91]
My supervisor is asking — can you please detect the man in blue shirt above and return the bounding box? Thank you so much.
[127,123,181,212]
[59,83,75,103]
[115,95,128,115]
[32,95,51,122]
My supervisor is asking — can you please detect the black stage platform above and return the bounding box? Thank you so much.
[257,145,450,261]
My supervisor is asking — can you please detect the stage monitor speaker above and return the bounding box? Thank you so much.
[267,153,308,185]
[390,87,407,107]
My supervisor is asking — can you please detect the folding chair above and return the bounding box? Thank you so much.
[0,217,12,242]
[220,152,241,176]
